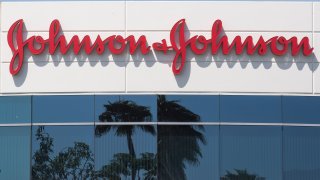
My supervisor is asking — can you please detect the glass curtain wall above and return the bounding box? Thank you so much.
[0,95,319,180]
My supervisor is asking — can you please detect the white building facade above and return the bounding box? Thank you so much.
[0,1,320,180]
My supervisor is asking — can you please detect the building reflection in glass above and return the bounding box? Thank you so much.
[32,126,94,179]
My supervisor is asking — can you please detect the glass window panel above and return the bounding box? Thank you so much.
[157,95,219,122]
[0,96,31,124]
[31,125,94,179]
[95,125,157,180]
[220,95,282,123]
[33,95,94,123]
[158,125,219,180]
[95,95,157,122]
[220,126,282,180]
[0,127,31,179]
[283,127,320,180]
[282,96,320,124]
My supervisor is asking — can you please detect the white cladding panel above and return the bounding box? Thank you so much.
[126,1,312,31]
[313,33,320,93]
[1,2,126,31]
[0,62,126,93]
[314,2,320,32]
[126,62,313,93]
[0,1,318,94]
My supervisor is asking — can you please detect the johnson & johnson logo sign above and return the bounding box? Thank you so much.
[8,19,314,76]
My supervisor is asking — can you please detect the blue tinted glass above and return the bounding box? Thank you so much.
[32,125,94,179]
[95,95,157,122]
[220,126,282,180]
[0,96,31,124]
[0,126,31,179]
[158,125,219,179]
[33,95,94,123]
[95,125,156,179]
[158,95,219,122]
[220,95,282,123]
[283,127,320,180]
[283,96,320,124]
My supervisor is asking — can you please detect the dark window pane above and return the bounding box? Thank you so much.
[0,96,31,124]
[220,95,282,123]
[283,127,320,180]
[220,126,282,180]
[33,95,94,123]
[157,95,219,122]
[158,125,219,180]
[32,125,94,179]
[95,125,157,180]
[95,95,156,122]
[0,127,31,179]
[283,96,320,124]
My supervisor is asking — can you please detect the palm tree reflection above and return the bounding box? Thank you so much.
[32,96,270,180]
[32,96,210,179]
[220,169,266,180]
[95,99,156,180]
[157,95,206,180]
[96,95,207,180]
